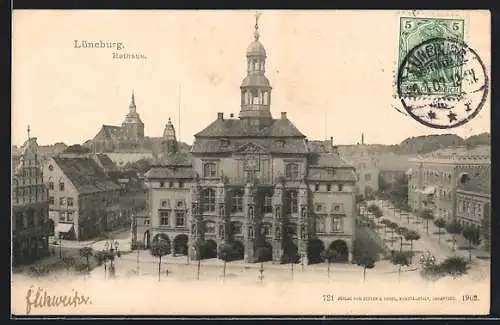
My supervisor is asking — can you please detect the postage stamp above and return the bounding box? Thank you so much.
[11,10,491,317]
[398,17,465,95]
[397,17,487,129]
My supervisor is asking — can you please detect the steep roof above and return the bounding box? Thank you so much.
[164,152,192,166]
[194,117,305,138]
[93,125,122,141]
[144,166,196,180]
[93,153,118,171]
[53,157,121,194]
[307,166,357,182]
[191,138,309,154]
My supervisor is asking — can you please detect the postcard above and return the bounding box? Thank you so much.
[11,9,491,316]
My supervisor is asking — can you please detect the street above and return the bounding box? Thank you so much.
[365,199,490,266]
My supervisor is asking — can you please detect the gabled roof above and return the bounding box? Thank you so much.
[194,118,305,138]
[53,157,121,194]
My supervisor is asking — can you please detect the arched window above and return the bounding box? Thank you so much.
[285,163,299,179]
[201,188,216,213]
[203,162,217,178]
[287,190,298,214]
[231,188,244,213]
[459,173,470,184]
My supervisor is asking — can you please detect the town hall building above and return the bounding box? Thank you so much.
[142,15,357,265]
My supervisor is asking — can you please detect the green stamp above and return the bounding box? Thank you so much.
[398,17,465,96]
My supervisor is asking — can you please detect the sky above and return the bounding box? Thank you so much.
[12,10,490,147]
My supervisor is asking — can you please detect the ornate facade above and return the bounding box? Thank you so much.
[12,131,50,266]
[407,145,490,224]
[143,16,357,265]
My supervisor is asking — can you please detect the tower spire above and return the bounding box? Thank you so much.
[27,125,31,140]
[129,89,136,113]
[254,11,261,41]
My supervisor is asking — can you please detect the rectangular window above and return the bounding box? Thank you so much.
[232,222,242,235]
[364,174,371,181]
[327,184,332,191]
[314,184,320,191]
[67,211,74,222]
[16,213,24,229]
[206,222,216,234]
[203,162,217,178]
[161,200,170,208]
[179,182,184,188]
[59,182,65,191]
[59,211,66,222]
[231,190,244,213]
[263,195,273,214]
[332,217,343,232]
[59,197,65,205]
[176,200,185,209]
[48,182,54,190]
[315,204,323,213]
[67,197,74,206]
[159,211,169,226]
[316,216,325,233]
[175,212,185,227]
[287,190,298,214]
[159,181,165,188]
[49,196,54,205]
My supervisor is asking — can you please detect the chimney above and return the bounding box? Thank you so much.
[281,112,287,119]
[217,112,224,120]
[330,136,334,146]
[230,113,234,118]
[361,133,365,145]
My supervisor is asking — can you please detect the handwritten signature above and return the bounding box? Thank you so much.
[25,286,92,315]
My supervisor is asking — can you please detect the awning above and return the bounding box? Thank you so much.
[56,223,74,233]
[421,186,436,195]
[405,168,413,176]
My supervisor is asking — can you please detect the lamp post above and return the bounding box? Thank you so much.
[258,262,264,283]
[104,240,120,278]
[419,250,436,284]
[58,233,63,259]
[419,250,436,268]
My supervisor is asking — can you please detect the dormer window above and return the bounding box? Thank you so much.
[326,168,335,175]
[275,140,286,148]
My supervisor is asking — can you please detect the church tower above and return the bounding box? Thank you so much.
[240,13,273,128]
[121,90,145,142]
[162,117,178,156]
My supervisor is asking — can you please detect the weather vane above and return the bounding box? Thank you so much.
[254,11,261,40]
